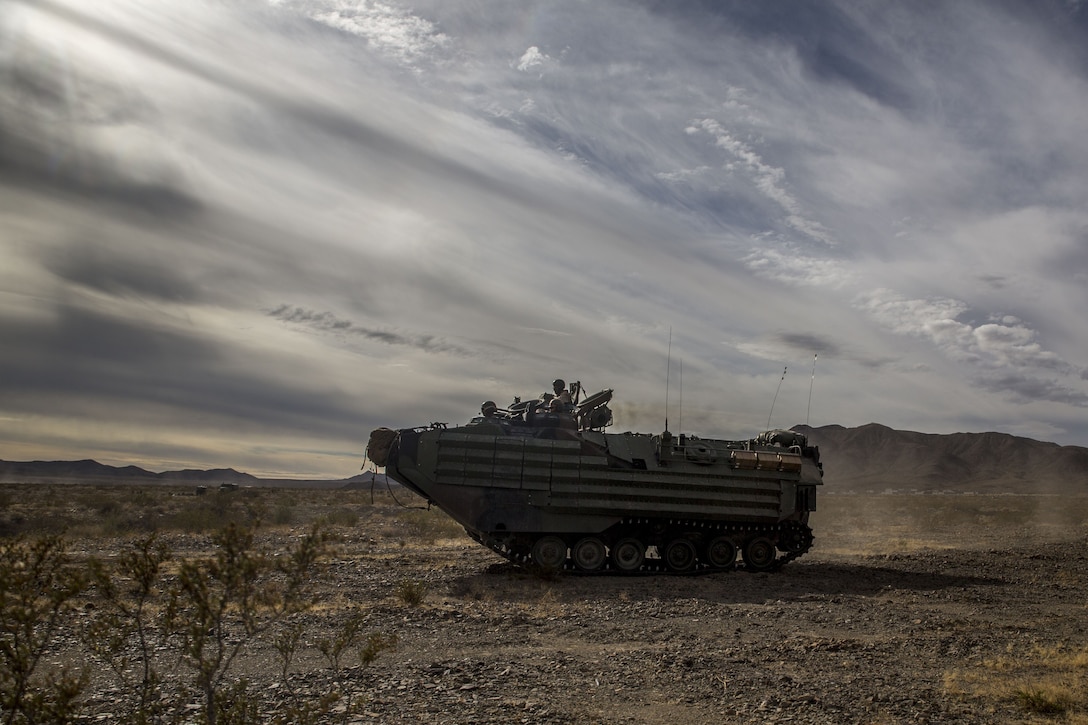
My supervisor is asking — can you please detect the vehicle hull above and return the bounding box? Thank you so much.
[378,418,822,573]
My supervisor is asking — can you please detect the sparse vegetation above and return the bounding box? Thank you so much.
[165,522,329,725]
[393,507,466,544]
[945,643,1088,721]
[0,535,89,725]
[4,484,1088,723]
[396,579,428,607]
[318,508,361,528]
[0,485,430,723]
[84,533,172,724]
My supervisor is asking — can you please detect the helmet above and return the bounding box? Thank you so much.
[552,378,565,391]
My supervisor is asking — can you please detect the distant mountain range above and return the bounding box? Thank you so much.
[3,424,1087,493]
[0,459,383,489]
[794,423,1088,494]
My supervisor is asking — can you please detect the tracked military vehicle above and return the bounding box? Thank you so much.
[366,381,823,574]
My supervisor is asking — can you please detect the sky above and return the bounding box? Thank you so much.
[2,0,1088,478]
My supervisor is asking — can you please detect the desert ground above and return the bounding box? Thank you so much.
[2,484,1088,724]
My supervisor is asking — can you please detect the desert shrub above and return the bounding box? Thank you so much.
[271,504,296,526]
[319,508,360,528]
[1016,685,1072,715]
[312,610,396,722]
[945,641,1088,718]
[81,521,342,725]
[359,632,397,667]
[271,620,306,686]
[213,678,259,725]
[91,506,160,538]
[76,489,122,517]
[161,496,261,534]
[0,487,416,724]
[84,534,172,724]
[394,508,464,545]
[165,522,330,725]
[396,579,428,607]
[316,609,396,668]
[0,535,89,725]
[317,609,368,671]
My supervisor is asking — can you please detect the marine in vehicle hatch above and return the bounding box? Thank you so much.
[367,380,823,574]
[549,379,574,412]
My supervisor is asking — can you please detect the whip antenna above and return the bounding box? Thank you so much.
[664,327,672,432]
[766,365,787,430]
[806,353,818,426]
[678,358,683,436]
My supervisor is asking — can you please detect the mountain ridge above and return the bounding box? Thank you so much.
[0,459,381,489]
[793,423,1088,493]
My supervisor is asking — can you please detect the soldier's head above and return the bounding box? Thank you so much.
[552,379,565,394]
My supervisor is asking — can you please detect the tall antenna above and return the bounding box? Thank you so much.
[678,358,683,436]
[664,327,672,432]
[766,365,787,430]
[806,353,818,426]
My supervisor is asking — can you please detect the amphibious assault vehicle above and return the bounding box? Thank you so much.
[366,381,823,574]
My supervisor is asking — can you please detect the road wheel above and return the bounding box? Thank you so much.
[664,538,698,573]
[609,538,645,572]
[572,537,607,572]
[702,535,737,569]
[743,536,776,571]
[531,536,567,572]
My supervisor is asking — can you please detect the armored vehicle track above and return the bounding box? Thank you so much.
[469,519,815,575]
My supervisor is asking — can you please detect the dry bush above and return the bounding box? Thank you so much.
[0,518,403,724]
[386,507,465,546]
[396,579,428,607]
[164,522,330,724]
[944,642,1088,720]
[0,535,88,725]
[0,483,443,723]
[317,508,361,528]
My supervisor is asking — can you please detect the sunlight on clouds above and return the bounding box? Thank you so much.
[743,245,854,289]
[973,324,1071,373]
[5,0,1088,474]
[516,46,551,73]
[856,289,1086,405]
[278,0,449,69]
[857,290,974,356]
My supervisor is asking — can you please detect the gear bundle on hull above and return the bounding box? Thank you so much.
[367,384,824,575]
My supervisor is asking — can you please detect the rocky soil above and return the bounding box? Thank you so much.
[64,497,1088,725]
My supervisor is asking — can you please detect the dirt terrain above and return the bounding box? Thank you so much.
[252,541,1085,725]
[7,488,1087,724]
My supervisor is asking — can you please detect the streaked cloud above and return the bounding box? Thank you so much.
[2,0,1087,476]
